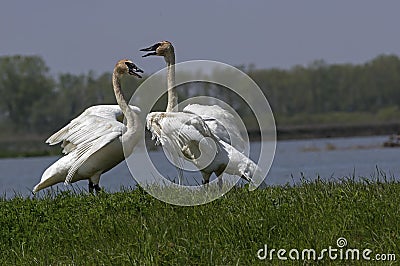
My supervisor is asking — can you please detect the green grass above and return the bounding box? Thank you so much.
[1,179,399,265]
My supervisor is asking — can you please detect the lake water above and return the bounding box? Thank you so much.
[1,135,399,198]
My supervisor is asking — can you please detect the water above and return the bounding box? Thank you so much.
[1,135,399,198]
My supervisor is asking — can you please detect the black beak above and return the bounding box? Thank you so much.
[130,67,143,78]
[140,43,160,57]
[126,62,144,78]
[141,52,157,58]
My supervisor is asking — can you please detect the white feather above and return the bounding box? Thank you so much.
[183,103,246,153]
[146,111,261,186]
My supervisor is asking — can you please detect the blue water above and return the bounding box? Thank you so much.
[1,135,399,198]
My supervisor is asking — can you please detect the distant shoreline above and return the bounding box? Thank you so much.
[1,122,399,158]
[248,121,400,141]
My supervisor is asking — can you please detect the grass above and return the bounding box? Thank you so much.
[0,179,399,265]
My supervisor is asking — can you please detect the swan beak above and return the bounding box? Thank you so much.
[140,43,160,57]
[129,66,144,78]
[141,52,157,57]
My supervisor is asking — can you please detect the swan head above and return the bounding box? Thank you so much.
[140,41,174,59]
[115,59,144,78]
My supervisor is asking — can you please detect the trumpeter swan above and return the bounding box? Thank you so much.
[141,41,260,188]
[33,59,143,193]
[141,41,246,152]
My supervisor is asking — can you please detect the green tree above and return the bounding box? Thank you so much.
[0,55,54,132]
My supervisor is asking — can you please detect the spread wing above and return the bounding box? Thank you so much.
[46,105,124,153]
[44,105,128,184]
[146,112,219,165]
[61,114,126,183]
[183,104,246,153]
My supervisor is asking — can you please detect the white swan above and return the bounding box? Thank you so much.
[141,41,246,152]
[33,59,143,193]
[141,41,260,188]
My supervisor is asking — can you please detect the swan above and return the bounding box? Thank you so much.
[141,41,261,188]
[33,59,143,193]
[141,41,246,152]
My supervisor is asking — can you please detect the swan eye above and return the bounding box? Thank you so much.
[125,61,134,68]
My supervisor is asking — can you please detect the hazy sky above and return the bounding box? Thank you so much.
[1,1,399,76]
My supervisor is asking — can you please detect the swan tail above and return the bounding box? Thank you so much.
[33,161,67,193]
[232,151,265,189]
[241,161,266,190]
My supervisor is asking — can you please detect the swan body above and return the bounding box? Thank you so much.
[147,111,260,187]
[141,41,259,187]
[33,59,143,193]
[183,103,246,152]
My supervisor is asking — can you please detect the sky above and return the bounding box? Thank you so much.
[1,0,400,76]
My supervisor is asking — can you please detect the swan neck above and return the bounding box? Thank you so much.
[112,70,135,126]
[165,52,177,112]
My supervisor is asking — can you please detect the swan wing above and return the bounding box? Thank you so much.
[147,112,218,160]
[63,114,126,184]
[82,105,124,121]
[46,105,122,147]
[46,105,129,153]
[183,104,246,152]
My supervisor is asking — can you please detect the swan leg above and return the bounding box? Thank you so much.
[93,184,102,193]
[217,175,223,191]
[215,165,226,190]
[88,181,95,194]
[89,171,102,194]
[201,172,211,186]
[88,181,102,194]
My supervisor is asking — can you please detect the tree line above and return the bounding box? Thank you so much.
[248,55,400,126]
[1,54,400,138]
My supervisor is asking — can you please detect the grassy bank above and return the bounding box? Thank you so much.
[1,179,399,265]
